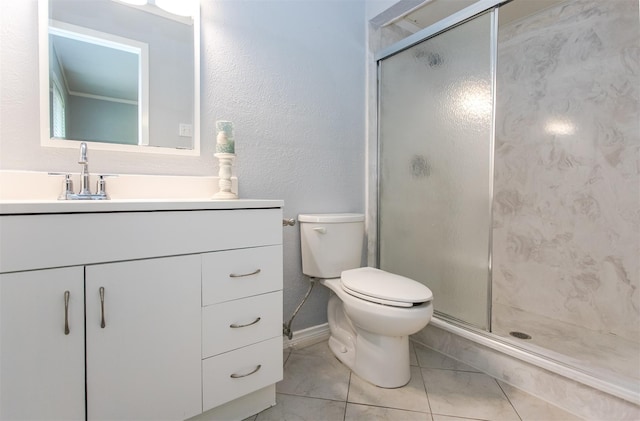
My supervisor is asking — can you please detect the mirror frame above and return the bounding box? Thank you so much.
[38,0,200,156]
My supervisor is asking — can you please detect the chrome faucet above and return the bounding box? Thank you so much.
[49,142,112,200]
[78,142,91,195]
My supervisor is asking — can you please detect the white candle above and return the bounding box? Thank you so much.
[215,120,235,154]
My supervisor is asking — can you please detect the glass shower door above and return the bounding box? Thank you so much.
[378,11,495,329]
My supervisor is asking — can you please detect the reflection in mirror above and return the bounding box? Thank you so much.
[40,0,200,155]
[49,21,148,146]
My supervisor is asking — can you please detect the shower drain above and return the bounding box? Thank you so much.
[509,331,532,340]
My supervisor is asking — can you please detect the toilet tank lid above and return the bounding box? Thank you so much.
[298,213,364,223]
[341,267,433,304]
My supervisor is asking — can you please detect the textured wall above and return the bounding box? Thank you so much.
[492,0,639,342]
[202,0,366,330]
[0,0,367,331]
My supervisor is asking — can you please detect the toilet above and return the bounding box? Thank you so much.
[298,213,434,388]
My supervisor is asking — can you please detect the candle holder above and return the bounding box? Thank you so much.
[213,152,237,199]
[213,120,238,200]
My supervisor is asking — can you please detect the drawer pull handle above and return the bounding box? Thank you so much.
[99,287,106,328]
[64,290,70,335]
[230,364,261,379]
[229,269,261,278]
[230,317,261,329]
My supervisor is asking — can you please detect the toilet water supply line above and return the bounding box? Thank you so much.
[283,277,315,340]
[281,217,316,340]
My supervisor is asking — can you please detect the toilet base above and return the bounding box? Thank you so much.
[326,295,411,388]
[328,329,411,388]
[326,294,357,369]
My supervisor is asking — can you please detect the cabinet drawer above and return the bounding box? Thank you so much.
[202,336,283,412]
[203,292,282,358]
[202,245,282,306]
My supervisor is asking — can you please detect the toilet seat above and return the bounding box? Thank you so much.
[340,267,433,308]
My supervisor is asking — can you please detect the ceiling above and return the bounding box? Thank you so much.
[51,34,139,103]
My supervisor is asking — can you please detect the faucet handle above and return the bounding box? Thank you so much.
[95,174,118,199]
[48,172,74,200]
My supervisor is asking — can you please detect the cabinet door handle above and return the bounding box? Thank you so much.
[99,287,106,328]
[229,269,261,278]
[64,290,70,335]
[230,317,261,329]
[230,364,261,379]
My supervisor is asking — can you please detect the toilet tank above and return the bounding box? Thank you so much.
[298,213,365,279]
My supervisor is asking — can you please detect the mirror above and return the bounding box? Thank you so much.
[39,0,200,155]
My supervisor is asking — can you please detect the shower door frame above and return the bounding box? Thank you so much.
[375,0,507,331]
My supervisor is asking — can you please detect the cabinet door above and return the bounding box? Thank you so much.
[85,255,201,421]
[0,267,85,421]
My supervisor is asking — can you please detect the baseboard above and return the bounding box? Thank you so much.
[283,323,330,350]
[187,385,275,421]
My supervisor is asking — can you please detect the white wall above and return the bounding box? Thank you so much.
[0,0,367,330]
[203,0,367,329]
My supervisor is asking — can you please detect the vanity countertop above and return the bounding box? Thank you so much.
[0,199,284,215]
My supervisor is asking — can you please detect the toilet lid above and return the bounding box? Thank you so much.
[341,267,433,307]
[298,213,364,223]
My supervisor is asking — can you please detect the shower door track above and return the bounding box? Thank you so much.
[374,0,512,62]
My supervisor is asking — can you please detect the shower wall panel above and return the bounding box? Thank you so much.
[378,12,494,329]
[492,0,639,345]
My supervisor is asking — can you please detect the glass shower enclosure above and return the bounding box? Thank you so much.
[377,0,640,394]
[378,10,495,330]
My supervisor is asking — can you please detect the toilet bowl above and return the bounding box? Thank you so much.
[298,213,434,388]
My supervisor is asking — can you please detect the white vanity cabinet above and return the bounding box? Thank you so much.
[0,200,284,421]
[0,267,85,421]
[201,245,284,411]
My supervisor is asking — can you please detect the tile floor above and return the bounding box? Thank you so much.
[247,340,583,421]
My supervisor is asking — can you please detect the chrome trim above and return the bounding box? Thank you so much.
[78,142,91,196]
[64,290,70,335]
[230,364,261,379]
[375,0,512,61]
[229,269,261,278]
[486,7,499,332]
[230,317,261,329]
[375,60,383,268]
[99,286,106,329]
